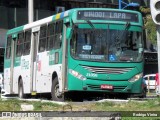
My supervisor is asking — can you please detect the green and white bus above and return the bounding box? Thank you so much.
[4,8,144,101]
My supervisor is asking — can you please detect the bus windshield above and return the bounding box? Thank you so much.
[70,26,143,62]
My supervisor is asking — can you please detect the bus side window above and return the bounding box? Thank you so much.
[16,32,24,57]
[6,36,12,59]
[24,30,31,55]
[47,23,55,50]
[54,21,63,49]
[39,25,47,52]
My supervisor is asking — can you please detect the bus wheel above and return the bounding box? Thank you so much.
[18,80,25,99]
[51,77,64,101]
[139,88,147,98]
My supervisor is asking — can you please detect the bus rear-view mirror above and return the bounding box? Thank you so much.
[66,27,72,40]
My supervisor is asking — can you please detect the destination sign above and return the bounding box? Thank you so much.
[77,10,138,22]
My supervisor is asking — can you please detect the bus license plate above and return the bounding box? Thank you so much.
[101,84,113,90]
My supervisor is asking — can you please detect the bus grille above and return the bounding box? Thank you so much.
[81,65,133,74]
[87,84,127,91]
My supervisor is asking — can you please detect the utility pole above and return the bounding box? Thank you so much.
[119,0,121,9]
[28,0,34,23]
[28,0,34,94]
[150,0,160,95]
[157,25,160,95]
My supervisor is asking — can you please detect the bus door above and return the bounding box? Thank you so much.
[31,27,40,95]
[10,35,17,93]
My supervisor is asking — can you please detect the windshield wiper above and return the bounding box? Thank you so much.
[117,22,130,38]
[115,22,130,48]
[120,22,130,40]
[124,22,130,30]
[84,20,95,29]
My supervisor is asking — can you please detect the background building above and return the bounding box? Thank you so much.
[0,0,154,74]
[0,0,150,47]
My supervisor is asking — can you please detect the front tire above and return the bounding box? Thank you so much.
[139,88,147,98]
[51,77,64,101]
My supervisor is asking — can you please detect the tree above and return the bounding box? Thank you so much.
[145,15,157,45]
[140,7,157,45]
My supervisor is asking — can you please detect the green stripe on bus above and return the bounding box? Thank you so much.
[4,59,11,68]
[109,25,142,31]
[78,24,142,31]
[14,57,21,67]
[49,50,54,65]
[7,26,24,35]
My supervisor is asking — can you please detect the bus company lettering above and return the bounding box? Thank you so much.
[49,54,54,62]
[21,59,29,70]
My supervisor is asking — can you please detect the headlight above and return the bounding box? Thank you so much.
[69,69,86,80]
[128,73,143,82]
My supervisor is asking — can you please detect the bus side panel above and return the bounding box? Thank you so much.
[4,68,11,94]
[21,55,31,94]
[12,57,21,94]
[12,55,31,94]
[36,52,63,93]
[36,52,51,93]
[9,56,32,94]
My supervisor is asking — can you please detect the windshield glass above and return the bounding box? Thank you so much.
[70,25,143,62]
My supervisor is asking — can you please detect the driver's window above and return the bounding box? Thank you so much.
[131,32,137,49]
[77,33,85,54]
[76,30,91,55]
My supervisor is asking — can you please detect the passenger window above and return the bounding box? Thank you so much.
[39,25,47,52]
[24,30,31,55]
[6,36,12,59]
[16,32,24,56]
[54,21,63,49]
[47,23,55,50]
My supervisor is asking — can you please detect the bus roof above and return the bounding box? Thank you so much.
[7,10,70,35]
[7,8,142,35]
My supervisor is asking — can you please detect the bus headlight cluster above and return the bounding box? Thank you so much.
[69,69,86,80]
[128,73,143,82]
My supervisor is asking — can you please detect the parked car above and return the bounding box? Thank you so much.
[143,74,156,90]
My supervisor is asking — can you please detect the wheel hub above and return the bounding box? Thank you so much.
[55,84,62,98]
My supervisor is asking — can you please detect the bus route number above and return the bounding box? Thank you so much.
[86,73,97,77]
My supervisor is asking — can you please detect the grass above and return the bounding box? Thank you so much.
[0,99,62,111]
[0,98,160,111]
[33,101,61,111]
[93,98,160,111]
[0,98,160,119]
[0,99,21,111]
